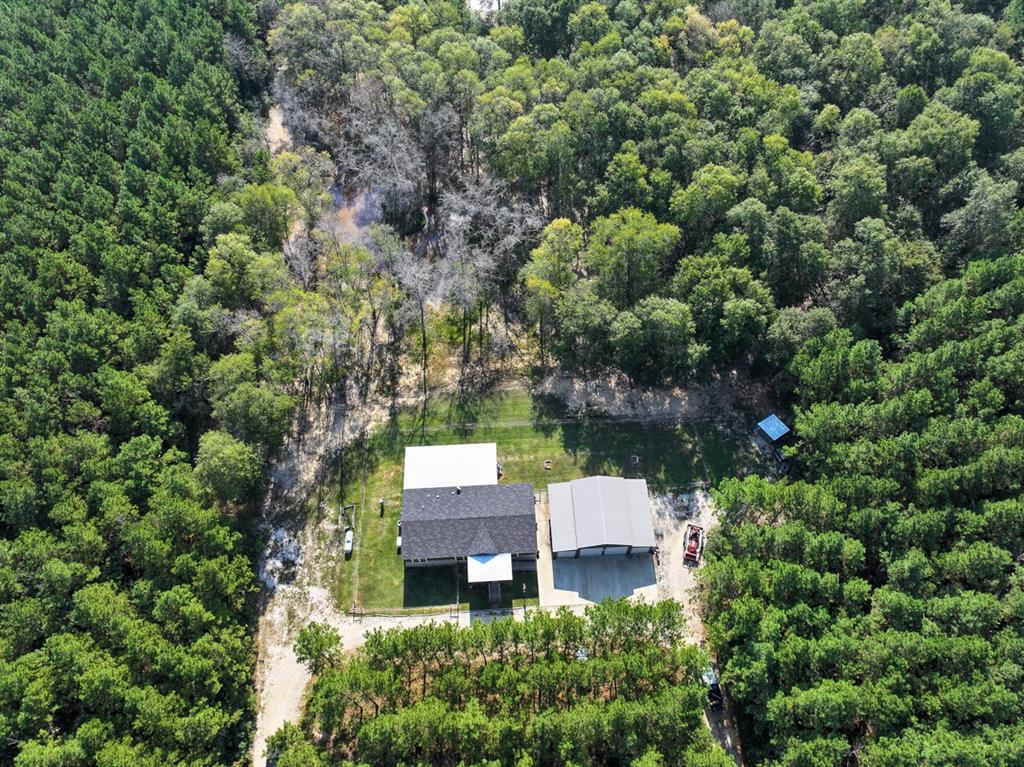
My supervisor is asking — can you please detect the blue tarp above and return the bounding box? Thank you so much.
[758,414,790,441]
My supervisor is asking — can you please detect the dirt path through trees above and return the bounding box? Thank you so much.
[251,107,413,766]
[653,491,745,764]
[266,106,290,154]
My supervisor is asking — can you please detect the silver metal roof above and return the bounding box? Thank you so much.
[548,476,656,552]
[548,481,577,552]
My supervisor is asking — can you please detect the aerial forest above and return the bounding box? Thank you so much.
[1,0,1023,764]
[0,1,282,764]
[704,255,1024,765]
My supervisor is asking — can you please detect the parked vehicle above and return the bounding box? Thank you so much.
[344,527,354,557]
[702,665,724,711]
[683,523,705,564]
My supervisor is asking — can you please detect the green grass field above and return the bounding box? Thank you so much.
[326,388,711,610]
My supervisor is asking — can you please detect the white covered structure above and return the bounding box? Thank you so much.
[548,476,657,558]
[403,442,498,490]
[467,553,513,582]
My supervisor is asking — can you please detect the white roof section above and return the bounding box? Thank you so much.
[467,552,513,582]
[403,443,498,490]
[548,481,577,554]
[548,476,656,552]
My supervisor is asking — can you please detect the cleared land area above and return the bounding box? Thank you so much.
[253,378,763,765]
[321,387,758,610]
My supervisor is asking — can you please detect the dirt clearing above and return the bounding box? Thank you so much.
[651,491,745,765]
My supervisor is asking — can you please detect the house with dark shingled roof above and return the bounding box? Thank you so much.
[400,444,538,581]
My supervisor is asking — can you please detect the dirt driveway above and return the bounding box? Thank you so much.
[651,490,745,765]
[252,586,456,767]
[651,491,718,639]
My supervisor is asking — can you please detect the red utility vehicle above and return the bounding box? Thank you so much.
[683,524,705,564]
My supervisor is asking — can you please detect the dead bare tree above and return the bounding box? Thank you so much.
[442,176,541,285]
[223,34,264,88]
[436,176,540,374]
[387,241,440,403]
[273,74,331,148]
[439,218,493,369]
[418,105,462,223]
[339,83,426,229]
[439,176,541,368]
[284,234,323,291]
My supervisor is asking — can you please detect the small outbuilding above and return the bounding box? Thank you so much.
[756,414,790,442]
[547,476,656,558]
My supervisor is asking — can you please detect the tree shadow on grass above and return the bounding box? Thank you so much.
[530,393,569,438]
[445,376,505,440]
[323,417,408,508]
[327,386,511,507]
[403,565,462,609]
[402,565,538,610]
[557,418,705,490]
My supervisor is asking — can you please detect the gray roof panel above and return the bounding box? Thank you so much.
[548,476,655,552]
[403,483,533,521]
[624,478,657,547]
[570,477,606,549]
[548,481,577,552]
[599,476,633,546]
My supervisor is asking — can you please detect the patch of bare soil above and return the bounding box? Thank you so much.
[650,491,717,641]
[251,388,437,766]
[266,105,291,153]
[651,491,745,765]
[536,368,773,423]
[254,586,455,766]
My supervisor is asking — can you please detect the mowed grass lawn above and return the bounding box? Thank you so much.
[328,388,706,610]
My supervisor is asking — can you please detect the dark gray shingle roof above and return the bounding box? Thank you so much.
[401,483,536,560]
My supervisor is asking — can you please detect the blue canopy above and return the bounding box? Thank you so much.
[758,414,790,441]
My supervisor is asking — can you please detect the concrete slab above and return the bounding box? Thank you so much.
[535,491,559,606]
[536,488,658,606]
[548,556,658,605]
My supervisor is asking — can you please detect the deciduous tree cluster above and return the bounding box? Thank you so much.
[269,0,1023,382]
